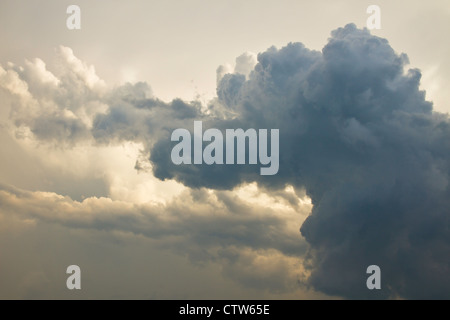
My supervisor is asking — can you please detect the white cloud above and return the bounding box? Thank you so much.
[57,46,106,92]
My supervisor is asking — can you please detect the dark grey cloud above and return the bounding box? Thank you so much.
[145,24,450,299]
[92,82,202,147]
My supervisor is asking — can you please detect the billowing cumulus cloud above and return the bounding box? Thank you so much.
[1,23,449,299]
[1,45,107,145]
[116,24,450,299]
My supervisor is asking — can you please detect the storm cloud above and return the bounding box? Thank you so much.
[2,23,449,299]
[147,24,450,299]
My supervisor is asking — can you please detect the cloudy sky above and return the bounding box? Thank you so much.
[0,0,449,299]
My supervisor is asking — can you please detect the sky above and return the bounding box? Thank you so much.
[0,0,449,299]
